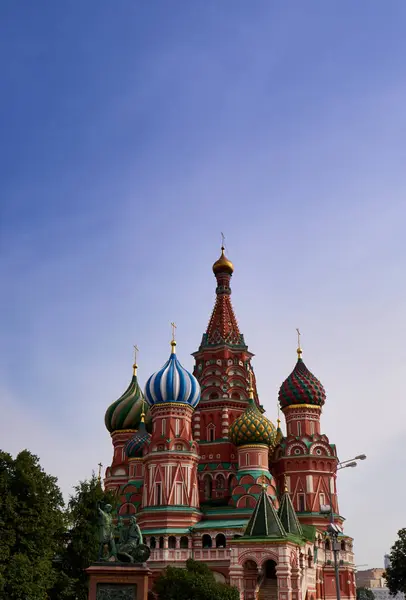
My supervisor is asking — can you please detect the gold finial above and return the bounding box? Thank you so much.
[140,398,145,423]
[98,462,103,482]
[248,370,255,399]
[133,344,139,375]
[277,402,281,427]
[296,328,302,359]
[213,234,234,275]
[283,474,289,493]
[171,322,177,353]
[260,473,267,489]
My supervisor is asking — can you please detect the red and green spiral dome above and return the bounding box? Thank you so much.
[278,351,326,409]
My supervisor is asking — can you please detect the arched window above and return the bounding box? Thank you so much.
[159,536,164,549]
[203,474,212,500]
[209,392,219,400]
[215,533,226,548]
[231,392,240,400]
[150,536,156,549]
[180,536,189,549]
[175,419,180,436]
[308,549,313,568]
[161,419,166,436]
[207,424,215,442]
[341,540,346,551]
[168,536,176,549]
[325,539,331,551]
[216,474,225,489]
[202,534,212,549]
[297,421,302,436]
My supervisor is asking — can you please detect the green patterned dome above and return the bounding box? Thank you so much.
[229,398,276,447]
[105,364,150,433]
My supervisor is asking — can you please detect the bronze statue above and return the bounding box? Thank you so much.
[117,516,150,563]
[97,502,117,561]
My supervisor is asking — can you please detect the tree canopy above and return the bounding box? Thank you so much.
[153,558,239,600]
[357,587,375,600]
[0,449,65,600]
[384,528,406,596]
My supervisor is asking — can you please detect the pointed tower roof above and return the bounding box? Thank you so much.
[244,487,287,538]
[278,486,303,537]
[200,246,246,348]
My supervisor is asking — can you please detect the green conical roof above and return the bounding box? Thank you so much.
[244,488,287,538]
[278,490,303,537]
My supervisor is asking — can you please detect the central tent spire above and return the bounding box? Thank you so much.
[203,244,243,347]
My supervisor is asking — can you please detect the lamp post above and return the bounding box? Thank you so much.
[321,454,367,600]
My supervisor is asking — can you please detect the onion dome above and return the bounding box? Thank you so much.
[229,376,276,447]
[105,362,146,433]
[125,411,151,459]
[212,246,234,275]
[144,339,200,408]
[278,346,326,410]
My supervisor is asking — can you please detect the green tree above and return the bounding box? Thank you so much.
[153,558,239,600]
[50,474,117,600]
[0,449,65,600]
[385,528,406,596]
[357,587,375,600]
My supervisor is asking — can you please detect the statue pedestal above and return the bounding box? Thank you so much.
[86,563,151,600]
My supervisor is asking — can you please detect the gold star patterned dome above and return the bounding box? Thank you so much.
[212,246,234,276]
[229,376,276,448]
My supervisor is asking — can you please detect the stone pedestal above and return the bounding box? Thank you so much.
[87,563,151,600]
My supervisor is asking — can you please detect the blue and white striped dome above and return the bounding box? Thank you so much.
[144,341,200,408]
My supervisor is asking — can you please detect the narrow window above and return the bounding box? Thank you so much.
[298,493,306,512]
[319,493,325,510]
[175,482,183,505]
[155,483,162,505]
[297,421,301,436]
[162,419,166,436]
[310,421,315,435]
[246,453,249,466]
[175,418,180,436]
[207,424,215,442]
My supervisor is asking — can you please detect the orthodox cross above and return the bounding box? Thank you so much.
[221,231,226,249]
[133,344,139,364]
[97,462,103,481]
[296,328,301,349]
[171,322,177,342]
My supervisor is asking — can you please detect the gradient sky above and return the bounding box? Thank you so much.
[1,1,405,569]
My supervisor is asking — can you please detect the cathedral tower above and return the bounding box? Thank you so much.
[137,337,201,530]
[271,338,340,528]
[192,247,260,503]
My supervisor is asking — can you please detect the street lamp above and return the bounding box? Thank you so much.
[320,454,367,600]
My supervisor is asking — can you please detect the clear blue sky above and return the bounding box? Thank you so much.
[1,1,406,568]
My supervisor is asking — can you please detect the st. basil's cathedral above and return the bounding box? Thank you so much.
[103,247,356,600]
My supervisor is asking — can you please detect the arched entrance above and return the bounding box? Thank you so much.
[243,559,259,600]
[259,560,277,600]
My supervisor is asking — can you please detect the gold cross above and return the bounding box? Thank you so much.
[171,322,177,342]
[98,462,103,481]
[221,232,225,249]
[133,344,139,364]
